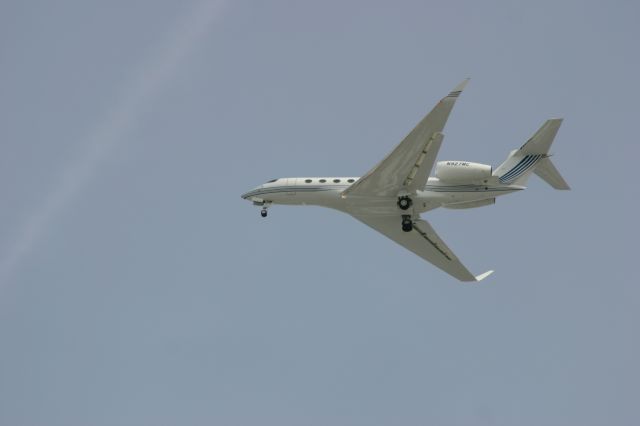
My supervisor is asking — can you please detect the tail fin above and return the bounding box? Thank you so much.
[493,119,569,189]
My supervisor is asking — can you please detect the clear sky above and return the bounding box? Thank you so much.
[1,0,639,425]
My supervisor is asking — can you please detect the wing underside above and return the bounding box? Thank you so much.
[352,214,493,282]
[344,80,493,282]
[342,79,469,198]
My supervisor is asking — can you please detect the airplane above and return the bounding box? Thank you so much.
[241,80,569,282]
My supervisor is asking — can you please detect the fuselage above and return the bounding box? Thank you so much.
[241,176,524,215]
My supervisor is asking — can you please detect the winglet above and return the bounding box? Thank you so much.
[474,270,494,282]
[447,78,470,98]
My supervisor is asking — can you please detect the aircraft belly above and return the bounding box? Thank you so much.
[420,187,517,204]
[267,186,517,213]
[263,192,298,205]
[345,197,400,216]
[293,190,345,209]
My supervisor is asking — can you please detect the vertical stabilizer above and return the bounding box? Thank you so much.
[494,119,569,189]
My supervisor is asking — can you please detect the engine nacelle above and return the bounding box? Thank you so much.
[435,161,492,183]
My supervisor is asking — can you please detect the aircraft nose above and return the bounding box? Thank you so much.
[241,185,262,200]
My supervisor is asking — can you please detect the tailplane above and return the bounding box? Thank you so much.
[534,157,570,189]
[493,119,569,189]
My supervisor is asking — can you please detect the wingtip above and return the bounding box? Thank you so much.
[447,78,470,98]
[455,78,470,91]
[546,118,564,127]
[474,270,494,282]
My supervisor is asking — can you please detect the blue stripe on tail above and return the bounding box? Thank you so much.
[499,154,543,184]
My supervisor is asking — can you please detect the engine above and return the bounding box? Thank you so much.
[435,161,492,183]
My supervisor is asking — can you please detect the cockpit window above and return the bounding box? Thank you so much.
[267,178,278,183]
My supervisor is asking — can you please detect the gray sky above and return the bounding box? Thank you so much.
[1,0,638,425]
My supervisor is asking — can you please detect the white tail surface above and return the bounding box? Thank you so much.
[494,119,569,188]
[534,157,570,190]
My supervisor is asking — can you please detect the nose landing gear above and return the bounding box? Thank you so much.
[401,215,413,232]
[254,201,271,218]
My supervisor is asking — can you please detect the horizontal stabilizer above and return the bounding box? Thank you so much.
[534,157,570,190]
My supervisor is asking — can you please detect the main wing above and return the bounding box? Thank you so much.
[342,79,469,198]
[353,214,493,282]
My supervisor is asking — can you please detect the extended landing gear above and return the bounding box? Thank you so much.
[397,196,413,210]
[401,215,413,232]
[255,201,271,218]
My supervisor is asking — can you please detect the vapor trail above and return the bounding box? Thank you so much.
[0,0,225,283]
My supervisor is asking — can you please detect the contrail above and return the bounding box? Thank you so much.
[0,0,225,284]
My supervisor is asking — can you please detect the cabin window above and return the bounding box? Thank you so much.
[347,179,355,183]
[305,179,312,183]
[333,179,341,183]
[319,179,327,183]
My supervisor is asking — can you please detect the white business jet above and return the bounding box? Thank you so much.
[241,80,569,282]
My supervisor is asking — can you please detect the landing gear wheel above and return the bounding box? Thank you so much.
[397,196,413,210]
[260,209,268,218]
[401,216,413,232]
